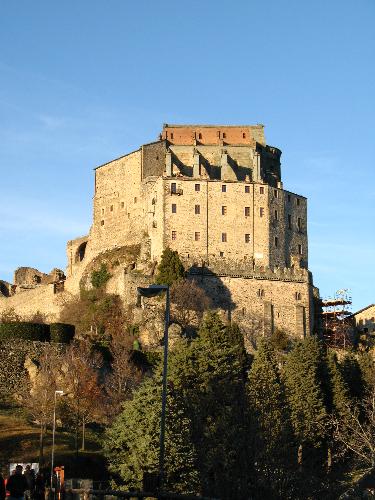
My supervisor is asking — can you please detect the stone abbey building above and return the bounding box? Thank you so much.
[1,124,318,338]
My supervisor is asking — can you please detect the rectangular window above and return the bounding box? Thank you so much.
[222,184,227,192]
[222,206,227,215]
[245,207,250,217]
[171,182,177,193]
[260,186,264,194]
[274,189,278,198]
[223,132,226,139]
[101,208,105,215]
[288,214,292,229]
[260,207,264,217]
[170,132,174,140]
[274,209,278,220]
[220,251,224,257]
[121,202,124,209]
[101,220,105,226]
[298,244,302,255]
[296,198,300,206]
[245,185,250,193]
[222,233,227,242]
[275,236,278,248]
[194,232,200,241]
[172,231,177,240]
[297,217,302,230]
[288,194,291,202]
[245,234,251,243]
[134,197,137,203]
[110,205,113,212]
[195,184,200,192]
[172,204,177,213]
[195,204,200,214]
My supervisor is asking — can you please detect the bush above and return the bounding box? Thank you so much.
[91,264,112,289]
[50,323,75,343]
[0,322,50,341]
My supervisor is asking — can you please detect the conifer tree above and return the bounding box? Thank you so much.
[168,313,251,499]
[283,336,328,465]
[104,375,199,493]
[155,248,185,286]
[247,339,294,495]
[341,352,364,400]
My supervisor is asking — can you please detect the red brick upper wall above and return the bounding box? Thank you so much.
[161,124,266,146]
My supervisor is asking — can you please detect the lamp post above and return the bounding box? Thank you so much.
[137,284,170,491]
[51,390,64,491]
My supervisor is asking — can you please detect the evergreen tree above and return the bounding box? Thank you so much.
[357,351,375,393]
[155,248,185,286]
[326,350,351,418]
[168,313,252,499]
[283,337,328,465]
[247,339,295,497]
[104,375,199,494]
[341,352,364,400]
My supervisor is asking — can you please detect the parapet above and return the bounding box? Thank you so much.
[161,124,266,146]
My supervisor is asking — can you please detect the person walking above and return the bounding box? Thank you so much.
[0,471,6,500]
[6,465,28,500]
[23,466,35,500]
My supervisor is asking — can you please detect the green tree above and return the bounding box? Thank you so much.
[283,336,328,466]
[341,352,364,400]
[155,248,185,286]
[91,263,112,289]
[169,313,251,499]
[247,339,295,497]
[104,375,199,494]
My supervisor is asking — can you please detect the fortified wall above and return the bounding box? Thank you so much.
[0,124,319,338]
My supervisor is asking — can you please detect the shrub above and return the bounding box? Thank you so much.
[91,264,112,289]
[50,323,75,343]
[0,322,50,341]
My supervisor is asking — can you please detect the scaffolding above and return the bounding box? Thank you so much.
[321,289,353,348]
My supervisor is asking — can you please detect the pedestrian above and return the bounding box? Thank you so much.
[6,465,28,500]
[33,474,44,500]
[23,466,35,500]
[0,471,6,500]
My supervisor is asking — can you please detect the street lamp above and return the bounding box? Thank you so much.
[137,284,170,491]
[51,390,64,491]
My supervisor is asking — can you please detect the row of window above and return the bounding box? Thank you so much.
[171,203,304,227]
[171,182,301,204]
[169,132,247,140]
[100,199,138,216]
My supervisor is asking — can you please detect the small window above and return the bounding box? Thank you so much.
[245,234,251,243]
[245,185,250,193]
[260,186,264,194]
[223,132,226,139]
[245,207,250,217]
[110,205,113,212]
[219,251,224,257]
[101,220,105,226]
[298,244,302,255]
[171,231,177,240]
[242,132,246,139]
[121,202,124,209]
[275,236,278,248]
[195,204,200,214]
[260,207,264,217]
[171,182,177,193]
[101,208,105,215]
[222,184,227,192]
[257,289,265,297]
[288,194,291,202]
[297,217,302,230]
[194,232,200,241]
[172,204,177,213]
[195,184,200,192]
[134,197,137,203]
[296,198,300,206]
[295,292,301,300]
[198,133,202,140]
[274,189,278,198]
[288,214,292,229]
[222,233,227,242]
[222,205,227,215]
[274,209,278,220]
[170,132,174,140]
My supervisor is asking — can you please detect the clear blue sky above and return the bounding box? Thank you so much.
[0,0,374,312]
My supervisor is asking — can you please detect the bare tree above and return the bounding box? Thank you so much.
[332,387,375,470]
[170,279,212,330]
[105,334,142,418]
